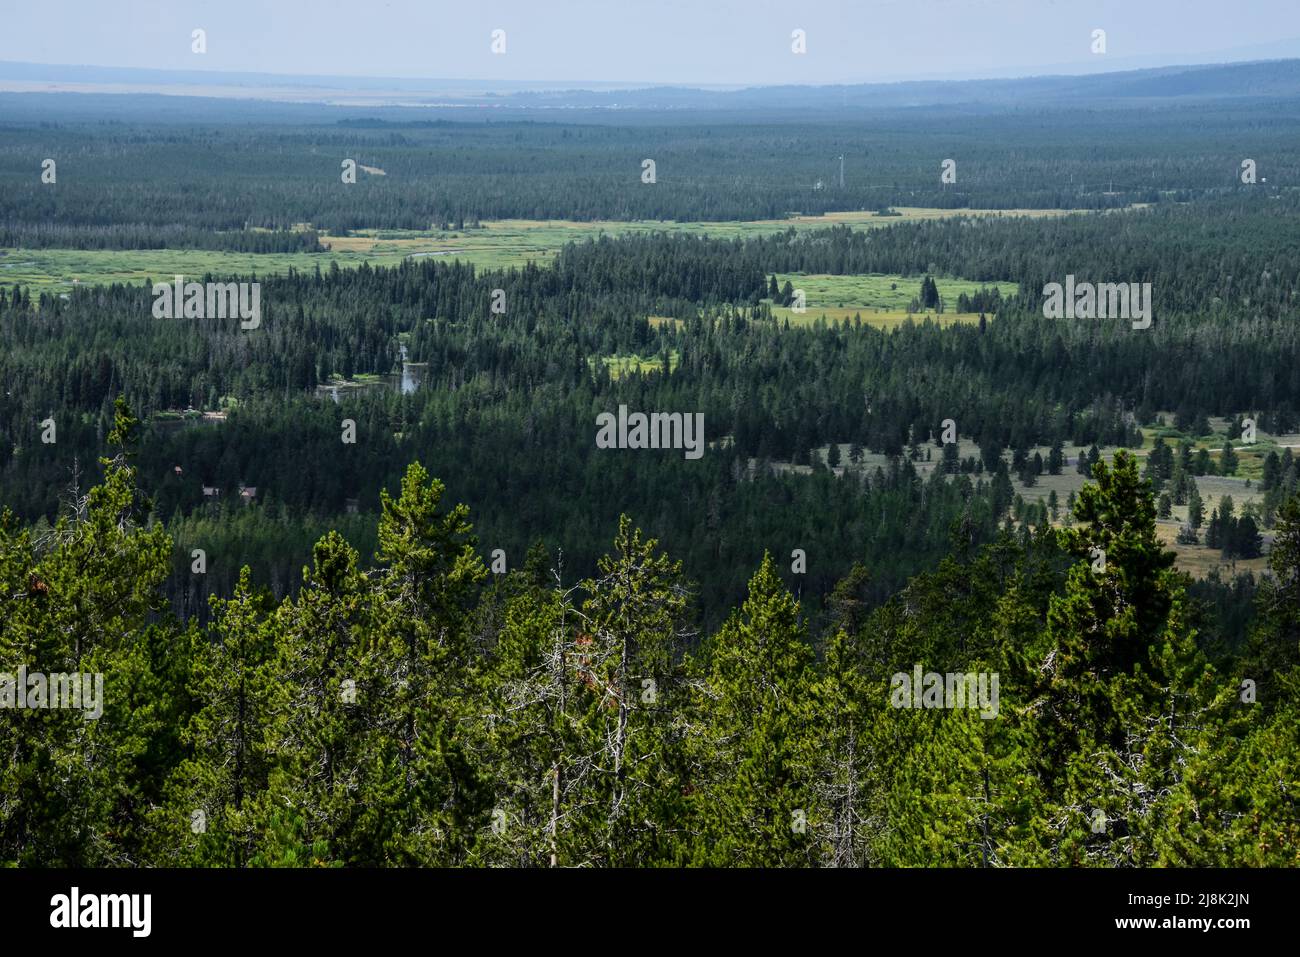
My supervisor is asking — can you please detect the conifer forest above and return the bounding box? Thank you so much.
[1,3,1298,895]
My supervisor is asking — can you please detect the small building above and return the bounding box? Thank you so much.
[202,486,220,498]
[239,486,258,503]
[344,498,360,515]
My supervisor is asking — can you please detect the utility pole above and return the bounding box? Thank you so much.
[839,154,844,189]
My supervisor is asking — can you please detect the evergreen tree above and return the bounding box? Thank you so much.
[1048,441,1064,475]
[0,399,179,866]
[370,463,490,865]
[1031,451,1210,864]
[1220,440,1239,476]
[689,555,820,866]
[1242,494,1300,709]
[153,569,274,866]
[259,532,381,866]
[571,516,691,866]
[1188,487,1204,530]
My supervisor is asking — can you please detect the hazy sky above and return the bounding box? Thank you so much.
[3,0,1299,86]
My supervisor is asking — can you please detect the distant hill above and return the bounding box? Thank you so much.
[3,57,1300,116]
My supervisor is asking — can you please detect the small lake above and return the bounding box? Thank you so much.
[318,357,427,403]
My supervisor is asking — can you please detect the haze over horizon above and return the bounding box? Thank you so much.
[2,0,1299,89]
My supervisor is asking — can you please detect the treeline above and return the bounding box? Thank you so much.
[16,391,1005,632]
[4,103,1300,236]
[5,215,1299,462]
[1205,499,1265,560]
[1146,433,1300,533]
[1,413,1296,866]
[739,197,1300,318]
[0,222,324,252]
[3,215,1298,624]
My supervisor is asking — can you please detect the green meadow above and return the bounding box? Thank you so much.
[0,206,1083,291]
[764,273,1018,327]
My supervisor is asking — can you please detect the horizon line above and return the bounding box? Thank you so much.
[3,54,1298,97]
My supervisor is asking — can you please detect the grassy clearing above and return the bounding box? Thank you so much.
[0,248,328,290]
[650,274,1017,332]
[0,206,1096,290]
[591,350,681,379]
[763,272,1017,328]
[776,420,1294,580]
[1154,521,1268,579]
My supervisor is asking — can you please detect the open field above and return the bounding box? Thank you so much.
[764,272,1017,327]
[591,350,681,379]
[646,272,1018,332]
[1154,521,1269,579]
[775,422,1297,579]
[0,206,1099,291]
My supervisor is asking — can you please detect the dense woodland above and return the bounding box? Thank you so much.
[5,95,1300,236]
[2,208,1298,626]
[0,405,1296,866]
[1,87,1298,865]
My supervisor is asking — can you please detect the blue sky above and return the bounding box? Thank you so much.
[3,0,1299,86]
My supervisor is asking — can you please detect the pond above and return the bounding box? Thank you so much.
[317,346,427,403]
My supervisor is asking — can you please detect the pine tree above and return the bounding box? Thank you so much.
[475,562,590,866]
[1242,493,1300,705]
[1031,451,1212,865]
[1220,440,1239,476]
[689,555,820,866]
[1263,450,1281,491]
[260,532,380,866]
[572,516,691,866]
[153,569,274,866]
[811,628,881,866]
[1206,508,1221,549]
[0,398,178,866]
[1235,515,1262,560]
[1048,440,1064,475]
[370,462,490,865]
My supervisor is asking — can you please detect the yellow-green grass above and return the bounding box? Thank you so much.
[1155,522,1268,579]
[795,433,1280,579]
[647,274,1018,331]
[764,272,1017,327]
[1138,417,1299,484]
[0,248,342,290]
[0,206,1100,291]
[591,350,681,379]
